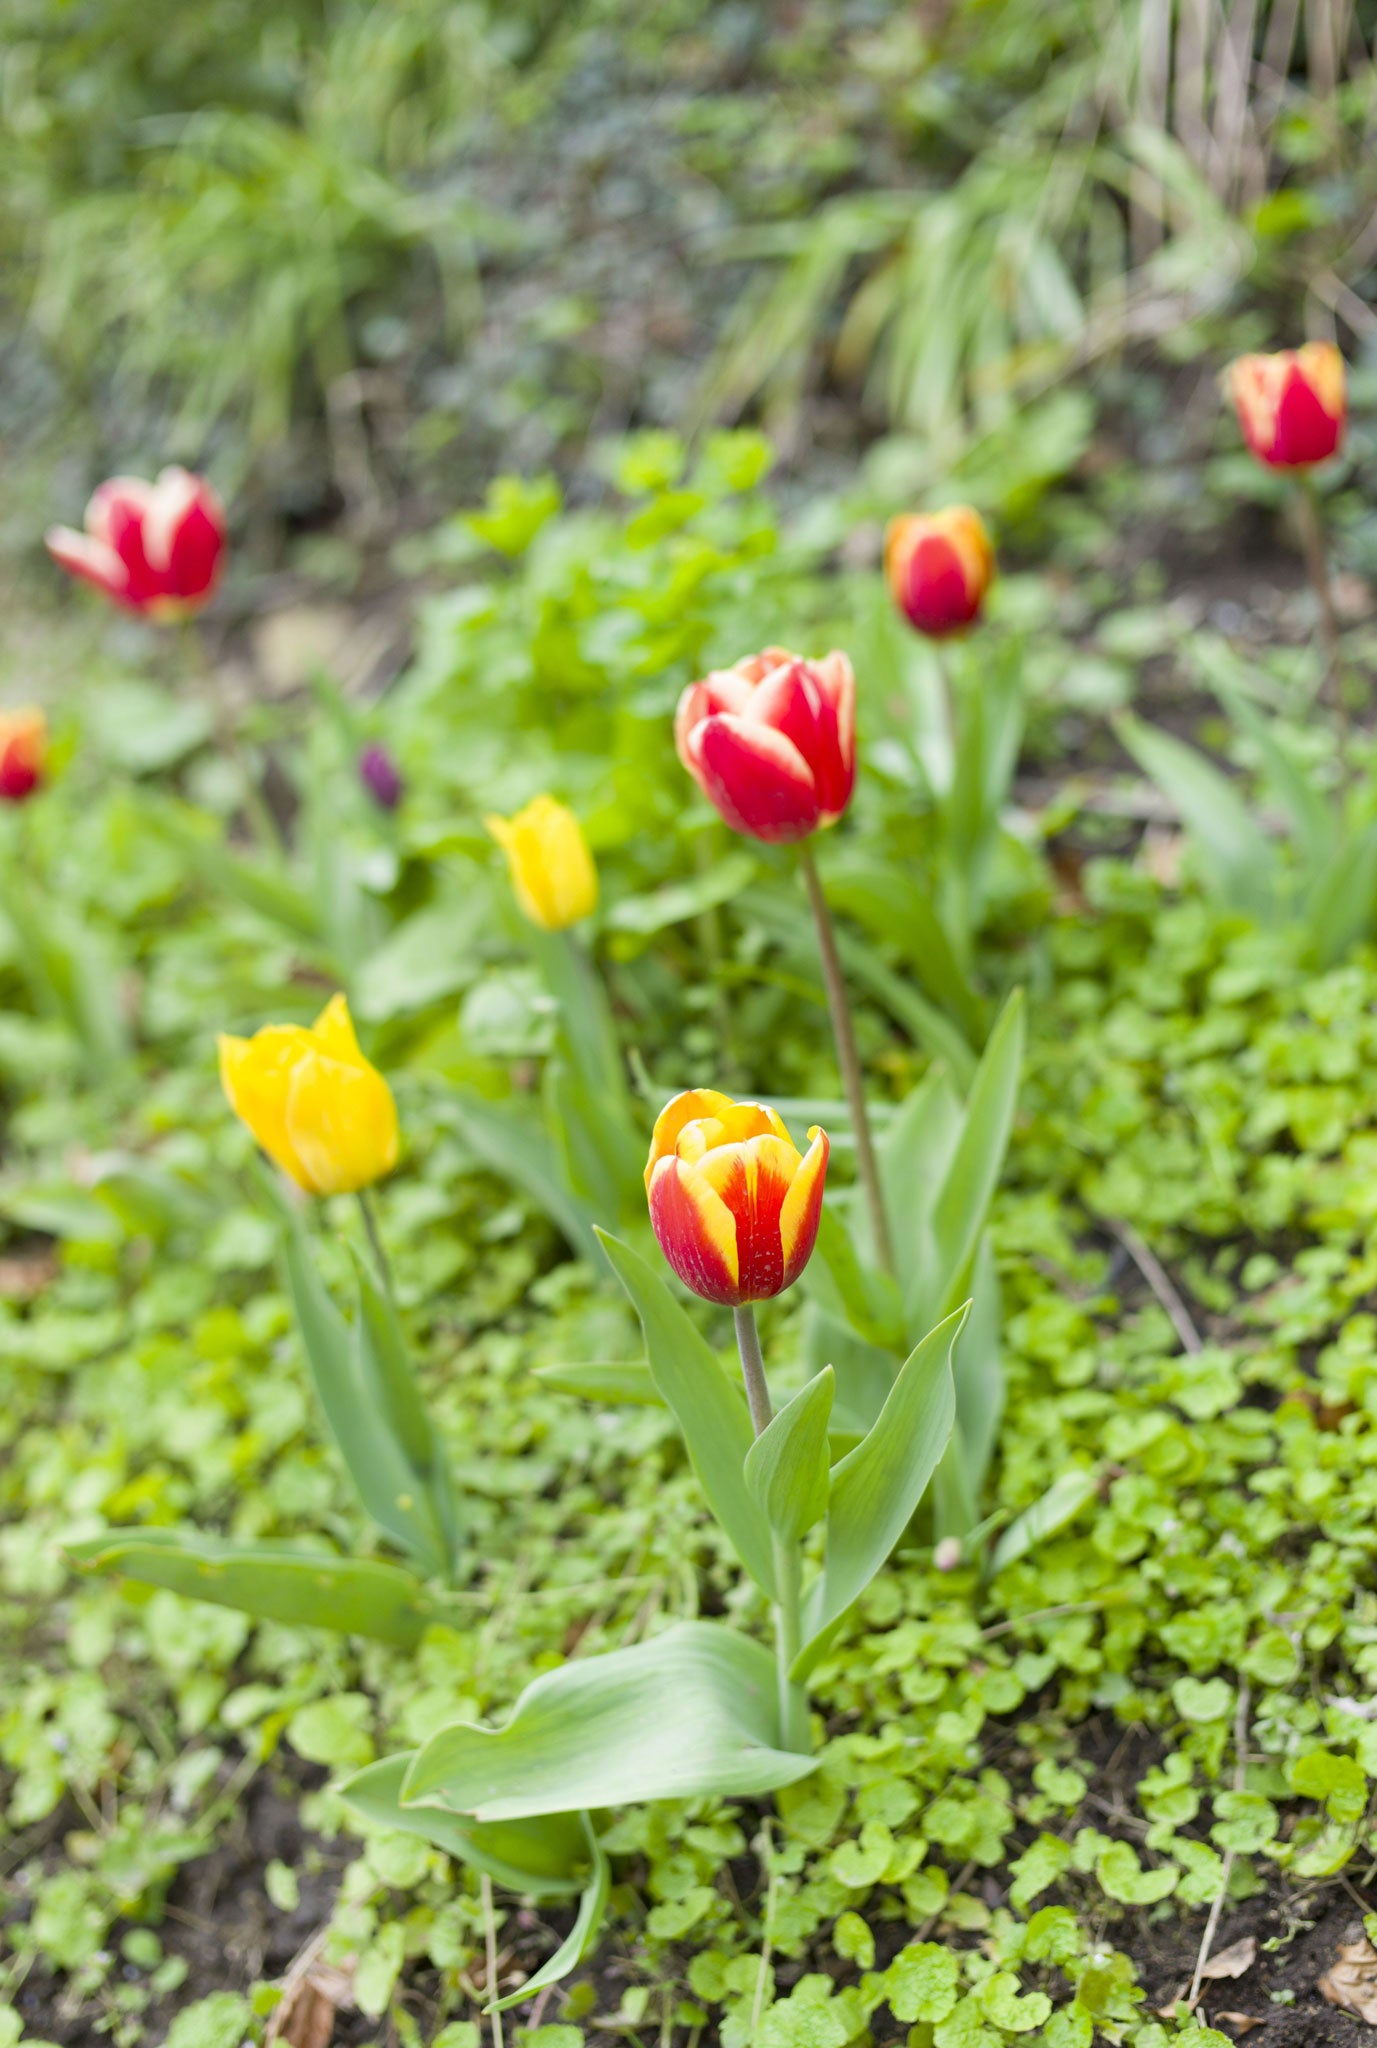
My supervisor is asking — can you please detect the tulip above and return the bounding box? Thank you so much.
[359,743,403,812]
[645,1089,829,1307]
[884,506,995,639]
[0,709,47,804]
[675,649,855,845]
[46,468,226,620]
[1226,343,1346,469]
[485,795,597,931]
[218,993,399,1196]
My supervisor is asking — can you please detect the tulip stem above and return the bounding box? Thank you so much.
[733,1304,773,1436]
[797,843,895,1278]
[357,1189,394,1298]
[1295,475,1343,727]
[732,1306,811,1754]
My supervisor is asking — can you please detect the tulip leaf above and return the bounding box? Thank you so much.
[351,1250,461,1577]
[1116,713,1277,916]
[65,1531,451,1646]
[810,1205,904,1350]
[802,1306,897,1438]
[744,1368,835,1543]
[930,988,1025,1321]
[1304,819,1377,971]
[401,1620,815,1820]
[340,1753,590,1895]
[950,1231,1005,1506]
[880,1064,963,1329]
[532,1359,662,1405]
[595,1230,777,1599]
[280,1220,454,1578]
[988,1467,1100,1579]
[447,1090,601,1263]
[487,1819,610,2013]
[796,1305,964,1678]
[823,855,985,1040]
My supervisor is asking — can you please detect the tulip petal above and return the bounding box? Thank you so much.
[286,1051,400,1197]
[311,990,364,1062]
[745,656,855,823]
[44,527,132,606]
[780,1126,830,1287]
[645,1088,739,1186]
[218,1028,314,1189]
[648,1155,740,1303]
[696,1134,801,1300]
[145,467,225,603]
[691,713,821,844]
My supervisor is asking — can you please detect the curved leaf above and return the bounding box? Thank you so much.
[340,1753,588,1896]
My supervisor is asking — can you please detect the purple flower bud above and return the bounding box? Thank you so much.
[359,743,403,812]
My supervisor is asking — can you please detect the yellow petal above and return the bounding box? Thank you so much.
[218,1027,316,1189]
[310,990,364,1064]
[779,1126,830,1281]
[486,795,597,931]
[285,1049,400,1196]
[644,1087,738,1186]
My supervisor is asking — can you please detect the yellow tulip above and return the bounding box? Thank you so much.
[218,993,399,1195]
[485,795,597,931]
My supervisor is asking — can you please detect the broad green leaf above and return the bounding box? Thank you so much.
[797,1306,964,1675]
[529,927,627,1109]
[448,1091,600,1263]
[340,1753,588,1895]
[532,1360,661,1405]
[488,1820,610,2013]
[353,897,487,1022]
[1116,714,1276,916]
[930,989,1025,1322]
[824,856,984,1039]
[879,1065,962,1327]
[951,1232,1004,1500]
[1304,818,1377,970]
[402,1621,815,1819]
[1212,676,1334,871]
[66,1531,449,1646]
[544,1057,642,1226]
[931,1424,980,1543]
[596,1230,776,1598]
[281,1221,451,1576]
[802,1306,899,1439]
[744,1368,835,1542]
[989,1468,1099,1578]
[809,1205,903,1350]
[351,1251,461,1576]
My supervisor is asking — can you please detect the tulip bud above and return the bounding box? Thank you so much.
[645,1088,829,1306]
[1226,343,1346,470]
[674,648,855,845]
[218,993,399,1196]
[485,795,597,931]
[359,743,403,812]
[884,506,995,639]
[46,467,226,620]
[0,709,47,804]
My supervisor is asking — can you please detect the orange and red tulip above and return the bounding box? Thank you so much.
[0,709,46,803]
[46,468,226,620]
[645,1089,829,1306]
[884,506,994,639]
[674,648,855,844]
[1226,343,1346,470]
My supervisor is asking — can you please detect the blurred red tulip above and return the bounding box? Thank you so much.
[884,506,995,638]
[46,468,225,620]
[674,647,855,844]
[1226,344,1346,470]
[0,709,47,803]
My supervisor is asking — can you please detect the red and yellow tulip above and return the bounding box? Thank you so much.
[0,709,47,804]
[218,993,398,1196]
[645,1089,829,1306]
[46,468,226,620]
[675,649,855,845]
[1226,343,1346,470]
[884,506,995,639]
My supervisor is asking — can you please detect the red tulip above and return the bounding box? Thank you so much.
[1226,344,1346,470]
[46,468,226,620]
[674,648,855,844]
[0,709,47,803]
[645,1088,829,1306]
[884,506,995,639]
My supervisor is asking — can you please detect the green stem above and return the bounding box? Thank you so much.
[797,841,895,1277]
[733,1303,773,1435]
[732,1305,811,1755]
[1295,474,1344,735]
[357,1187,394,1298]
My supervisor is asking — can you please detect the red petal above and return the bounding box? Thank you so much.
[896,535,980,636]
[648,1158,742,1304]
[1272,368,1344,467]
[694,713,821,843]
